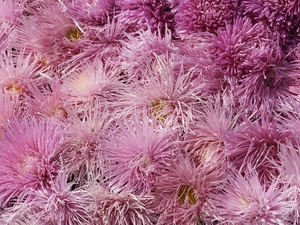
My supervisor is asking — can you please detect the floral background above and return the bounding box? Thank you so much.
[0,0,300,224]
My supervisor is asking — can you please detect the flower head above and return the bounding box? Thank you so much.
[154,155,225,224]
[116,0,175,33]
[87,183,155,225]
[104,110,177,194]
[175,0,236,34]
[1,172,93,225]
[211,170,296,224]
[64,0,115,26]
[0,118,63,206]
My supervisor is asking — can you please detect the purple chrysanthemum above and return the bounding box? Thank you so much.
[175,0,236,34]
[235,41,300,112]
[87,183,155,225]
[1,172,93,225]
[225,116,290,184]
[64,0,115,26]
[154,155,224,224]
[0,119,63,206]
[211,170,296,224]
[115,0,175,33]
[119,56,202,130]
[104,111,177,194]
[212,17,269,81]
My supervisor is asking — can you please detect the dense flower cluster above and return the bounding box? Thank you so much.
[0,0,300,224]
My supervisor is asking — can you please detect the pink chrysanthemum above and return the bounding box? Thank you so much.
[119,56,202,130]
[71,18,127,65]
[154,155,224,224]
[0,51,46,98]
[57,104,114,184]
[175,0,236,34]
[61,59,123,109]
[115,0,175,33]
[212,17,269,81]
[225,116,290,184]
[1,172,93,225]
[27,81,69,121]
[87,183,155,225]
[104,111,177,194]
[186,95,236,167]
[120,27,176,79]
[16,0,88,70]
[235,41,300,112]
[64,0,115,26]
[211,170,296,224]
[0,119,63,206]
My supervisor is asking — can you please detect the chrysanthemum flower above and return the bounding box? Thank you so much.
[87,183,155,225]
[119,56,202,130]
[61,59,123,109]
[0,118,63,206]
[211,170,296,224]
[57,104,114,185]
[225,116,290,184]
[212,17,269,81]
[235,42,300,112]
[104,110,177,194]
[64,0,115,26]
[186,95,236,167]
[242,0,299,35]
[115,0,175,33]
[154,155,224,224]
[0,51,46,98]
[27,81,69,121]
[1,172,93,225]
[120,27,176,79]
[70,18,127,65]
[16,0,88,70]
[175,0,236,34]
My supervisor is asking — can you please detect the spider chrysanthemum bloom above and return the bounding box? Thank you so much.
[175,0,236,34]
[57,105,114,185]
[1,172,93,225]
[115,0,175,33]
[0,118,63,206]
[211,170,297,224]
[71,18,127,65]
[212,17,269,81]
[104,111,177,194]
[186,96,236,167]
[61,59,123,109]
[64,0,115,26]
[277,142,300,222]
[236,42,300,113]
[16,0,88,70]
[27,81,69,121]
[242,0,299,35]
[0,51,46,98]
[87,184,155,225]
[120,56,202,130]
[225,116,290,184]
[120,27,176,79]
[154,155,225,224]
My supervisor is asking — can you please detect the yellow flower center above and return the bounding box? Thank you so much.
[66,27,82,40]
[177,185,197,205]
[151,99,173,122]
